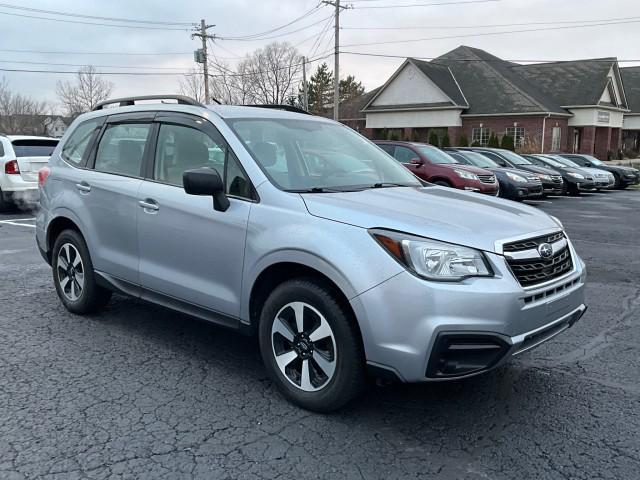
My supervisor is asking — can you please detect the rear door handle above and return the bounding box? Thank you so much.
[138,199,159,212]
[76,182,91,193]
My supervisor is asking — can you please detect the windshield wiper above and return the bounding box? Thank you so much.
[287,187,355,193]
[369,182,415,189]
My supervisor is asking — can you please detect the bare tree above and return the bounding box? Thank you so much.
[56,66,114,115]
[178,68,206,103]
[0,77,49,134]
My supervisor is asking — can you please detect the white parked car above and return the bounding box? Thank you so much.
[0,135,59,211]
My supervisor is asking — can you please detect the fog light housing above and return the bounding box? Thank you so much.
[426,332,510,378]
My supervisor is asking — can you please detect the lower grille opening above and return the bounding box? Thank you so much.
[426,333,510,378]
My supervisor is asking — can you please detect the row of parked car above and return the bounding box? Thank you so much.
[374,141,640,201]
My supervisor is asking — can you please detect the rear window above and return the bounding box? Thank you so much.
[11,139,58,157]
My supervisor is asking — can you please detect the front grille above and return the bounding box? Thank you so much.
[503,231,574,287]
[503,231,564,252]
[477,174,496,184]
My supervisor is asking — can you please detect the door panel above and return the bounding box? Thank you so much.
[137,182,250,316]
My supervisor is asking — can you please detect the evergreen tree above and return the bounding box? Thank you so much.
[458,133,469,147]
[441,132,451,148]
[501,134,515,151]
[339,75,365,103]
[307,63,333,115]
[488,133,500,148]
[428,130,440,146]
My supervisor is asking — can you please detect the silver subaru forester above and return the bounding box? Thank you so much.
[36,96,586,411]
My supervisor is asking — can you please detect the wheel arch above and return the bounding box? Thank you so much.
[46,212,86,260]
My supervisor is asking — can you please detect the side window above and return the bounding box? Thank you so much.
[94,123,151,177]
[154,124,224,186]
[378,144,394,155]
[225,151,252,199]
[61,119,101,166]
[0,141,5,157]
[483,152,506,166]
[394,146,417,164]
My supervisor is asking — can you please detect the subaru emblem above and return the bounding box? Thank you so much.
[538,243,553,259]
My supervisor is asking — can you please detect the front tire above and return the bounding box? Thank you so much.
[258,278,365,412]
[52,229,112,314]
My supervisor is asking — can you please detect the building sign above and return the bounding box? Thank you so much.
[597,110,610,124]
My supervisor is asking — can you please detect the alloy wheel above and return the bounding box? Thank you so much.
[271,301,337,392]
[56,243,85,302]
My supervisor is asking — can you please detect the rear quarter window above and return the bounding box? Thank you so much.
[0,141,4,157]
[11,139,58,157]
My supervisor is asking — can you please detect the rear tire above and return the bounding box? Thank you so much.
[52,229,112,314]
[613,173,622,189]
[258,278,365,412]
[0,188,12,212]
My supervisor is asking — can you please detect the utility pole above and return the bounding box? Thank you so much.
[302,56,308,111]
[322,0,349,120]
[192,19,216,103]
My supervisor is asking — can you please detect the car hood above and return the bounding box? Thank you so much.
[581,167,612,178]
[559,166,592,177]
[513,164,557,176]
[440,164,493,175]
[301,186,558,253]
[494,166,539,177]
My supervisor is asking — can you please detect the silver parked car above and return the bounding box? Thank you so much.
[36,96,587,411]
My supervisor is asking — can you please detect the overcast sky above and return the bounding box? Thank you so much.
[1,0,639,113]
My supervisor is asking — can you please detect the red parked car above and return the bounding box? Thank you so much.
[375,141,499,195]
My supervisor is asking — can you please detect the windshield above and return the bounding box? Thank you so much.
[416,145,458,164]
[227,118,421,191]
[537,156,566,168]
[11,139,58,157]
[459,151,498,168]
[495,149,531,165]
[580,154,604,165]
[553,156,580,168]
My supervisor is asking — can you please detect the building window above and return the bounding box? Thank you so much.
[472,127,490,146]
[551,127,562,152]
[506,126,525,148]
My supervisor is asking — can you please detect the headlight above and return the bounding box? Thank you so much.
[453,169,479,181]
[538,174,551,181]
[567,172,585,179]
[370,229,492,281]
[506,172,527,182]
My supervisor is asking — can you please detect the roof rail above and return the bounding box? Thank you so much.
[243,104,312,115]
[92,95,204,111]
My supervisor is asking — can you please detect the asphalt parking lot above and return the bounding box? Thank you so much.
[1,190,639,480]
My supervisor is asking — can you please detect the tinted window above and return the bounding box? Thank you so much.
[394,146,417,164]
[11,139,58,157]
[154,124,225,186]
[416,145,458,164]
[94,123,151,177]
[459,151,498,168]
[378,144,395,155]
[448,152,470,164]
[478,151,507,167]
[61,119,101,166]
[0,142,4,157]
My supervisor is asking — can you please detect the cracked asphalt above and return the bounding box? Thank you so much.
[1,189,639,479]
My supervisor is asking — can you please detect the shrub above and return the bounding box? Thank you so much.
[458,134,469,147]
[441,132,451,147]
[389,132,400,141]
[501,134,515,151]
[428,131,440,146]
[488,133,500,148]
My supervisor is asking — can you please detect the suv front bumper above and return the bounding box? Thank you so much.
[351,245,586,382]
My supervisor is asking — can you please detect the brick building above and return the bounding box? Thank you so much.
[621,66,640,154]
[360,46,630,160]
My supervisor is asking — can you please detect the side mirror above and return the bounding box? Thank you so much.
[410,157,423,165]
[183,167,230,212]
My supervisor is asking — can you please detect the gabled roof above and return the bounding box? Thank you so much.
[433,46,567,115]
[362,58,467,112]
[409,59,468,107]
[621,66,640,114]
[513,58,623,107]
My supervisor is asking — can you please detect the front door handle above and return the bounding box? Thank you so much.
[76,182,91,193]
[138,199,159,212]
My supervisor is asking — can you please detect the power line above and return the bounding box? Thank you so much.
[0,59,190,70]
[218,4,323,40]
[352,0,499,9]
[0,2,193,25]
[219,15,333,42]
[0,48,192,56]
[339,51,640,63]
[0,9,190,30]
[341,15,640,30]
[341,19,640,47]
